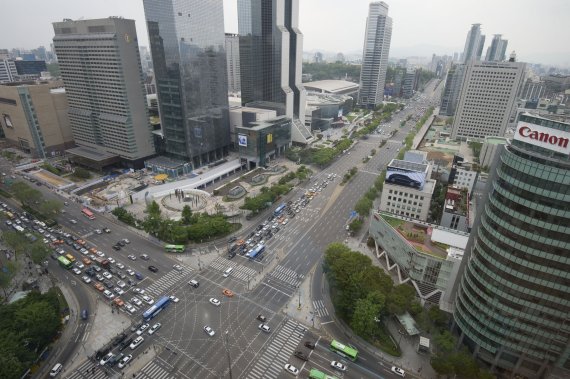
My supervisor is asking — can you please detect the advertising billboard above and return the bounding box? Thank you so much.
[514,121,570,155]
[386,167,426,190]
[238,134,248,147]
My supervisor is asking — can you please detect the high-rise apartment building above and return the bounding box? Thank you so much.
[451,60,525,140]
[453,113,570,379]
[358,1,393,107]
[401,68,416,99]
[0,59,18,83]
[485,34,508,62]
[238,0,311,144]
[439,63,465,116]
[462,24,485,63]
[225,33,241,94]
[52,18,155,169]
[143,0,230,166]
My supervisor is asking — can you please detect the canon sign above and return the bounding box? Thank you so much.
[514,122,570,155]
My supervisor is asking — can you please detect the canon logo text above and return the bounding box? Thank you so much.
[518,126,569,148]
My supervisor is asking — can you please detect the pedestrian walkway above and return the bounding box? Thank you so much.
[65,359,114,379]
[144,267,193,298]
[312,299,329,318]
[246,319,306,379]
[269,265,304,288]
[135,359,173,379]
[209,256,257,282]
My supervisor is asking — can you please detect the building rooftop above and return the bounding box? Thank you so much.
[484,136,508,145]
[306,92,351,105]
[443,186,469,216]
[303,79,359,94]
[380,212,469,259]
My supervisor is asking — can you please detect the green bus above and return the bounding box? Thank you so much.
[58,256,73,269]
[309,369,339,379]
[330,339,358,361]
[164,244,185,253]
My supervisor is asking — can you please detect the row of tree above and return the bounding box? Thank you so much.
[286,138,353,167]
[302,62,361,81]
[9,182,62,219]
[0,290,63,379]
[240,183,293,214]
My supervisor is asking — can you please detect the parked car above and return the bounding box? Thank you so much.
[294,351,308,361]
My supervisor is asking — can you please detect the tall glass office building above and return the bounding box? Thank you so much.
[143,0,230,166]
[453,113,570,378]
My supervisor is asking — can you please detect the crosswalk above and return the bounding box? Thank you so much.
[145,267,193,298]
[269,265,304,288]
[313,299,329,317]
[246,319,306,379]
[136,359,174,379]
[64,359,117,379]
[209,257,258,282]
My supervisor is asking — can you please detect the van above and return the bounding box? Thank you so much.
[188,279,199,288]
[49,363,63,377]
[81,309,88,320]
[222,268,233,278]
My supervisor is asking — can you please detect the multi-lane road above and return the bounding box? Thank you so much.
[1,80,442,379]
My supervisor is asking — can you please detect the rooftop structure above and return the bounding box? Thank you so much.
[303,80,359,96]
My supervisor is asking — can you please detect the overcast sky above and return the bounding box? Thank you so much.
[2,0,569,66]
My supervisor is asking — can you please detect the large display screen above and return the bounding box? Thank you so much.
[238,134,248,147]
[386,167,426,190]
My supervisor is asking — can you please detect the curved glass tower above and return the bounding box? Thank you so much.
[454,113,570,378]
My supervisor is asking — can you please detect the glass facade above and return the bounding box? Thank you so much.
[143,0,230,166]
[453,114,570,378]
[237,0,305,121]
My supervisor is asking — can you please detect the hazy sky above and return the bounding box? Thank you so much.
[2,0,569,66]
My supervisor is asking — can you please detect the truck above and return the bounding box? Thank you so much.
[94,257,111,269]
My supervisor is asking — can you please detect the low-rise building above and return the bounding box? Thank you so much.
[479,136,507,168]
[305,92,353,132]
[0,81,74,158]
[440,186,470,232]
[303,79,359,98]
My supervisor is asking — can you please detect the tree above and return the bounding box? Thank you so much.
[434,330,455,353]
[0,261,18,299]
[354,197,373,217]
[73,167,91,179]
[181,205,193,224]
[387,284,416,315]
[11,182,42,206]
[146,200,161,218]
[431,354,455,377]
[39,200,63,216]
[2,231,28,255]
[29,243,50,264]
[351,297,382,336]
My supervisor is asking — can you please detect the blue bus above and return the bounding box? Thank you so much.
[142,296,171,321]
[274,203,286,217]
[246,244,266,259]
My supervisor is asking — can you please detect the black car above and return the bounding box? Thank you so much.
[118,338,133,351]
[304,341,315,349]
[112,245,121,251]
[294,351,308,361]
[227,251,236,259]
[256,225,263,231]
[104,280,114,289]
[268,215,275,222]
[227,236,237,243]
[247,232,255,239]
[117,240,126,247]
[386,173,421,188]
[112,333,127,347]
[256,314,267,322]
[148,265,159,273]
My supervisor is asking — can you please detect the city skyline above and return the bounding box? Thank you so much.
[1,0,569,67]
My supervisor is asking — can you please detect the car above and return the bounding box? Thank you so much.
[129,336,144,350]
[72,268,82,275]
[203,325,215,337]
[103,227,111,233]
[188,279,199,288]
[331,361,347,371]
[131,297,143,307]
[117,354,133,369]
[258,324,271,333]
[386,173,421,188]
[209,298,221,306]
[107,257,116,264]
[304,341,315,349]
[94,282,105,291]
[95,229,102,234]
[49,363,63,377]
[222,288,234,297]
[113,297,125,307]
[112,245,121,251]
[102,271,112,279]
[124,303,135,314]
[148,265,158,273]
[70,219,77,224]
[82,257,91,265]
[75,262,85,269]
[173,264,183,272]
[391,366,406,377]
[114,287,125,295]
[256,314,267,322]
[115,262,124,269]
[140,254,150,260]
[99,352,115,366]
[148,322,162,335]
[128,255,136,261]
[123,238,130,244]
[126,268,135,276]
[119,338,133,351]
[169,295,179,303]
[93,265,101,272]
[136,323,150,335]
[227,236,237,243]
[117,240,126,247]
[133,288,145,294]
[82,275,92,284]
[294,351,308,361]
[96,251,105,257]
[142,295,154,304]
[117,280,126,288]
[117,272,126,279]
[103,290,115,299]
[284,363,299,376]
[95,274,104,282]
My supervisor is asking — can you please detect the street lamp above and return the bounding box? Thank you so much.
[224,330,233,379]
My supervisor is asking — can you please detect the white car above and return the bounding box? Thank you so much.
[82,276,91,284]
[75,262,85,269]
[258,324,271,333]
[117,281,126,288]
[107,257,116,264]
[102,271,112,279]
[96,251,105,257]
[142,295,154,304]
[133,288,145,294]
[103,290,115,299]
[284,364,299,376]
[136,323,150,335]
[131,297,142,307]
[209,298,220,306]
[95,229,102,234]
[117,354,132,369]
[128,255,136,261]
[99,352,114,366]
[124,304,135,314]
[123,238,130,244]
[391,366,406,377]
[71,268,81,275]
[70,219,78,224]
[169,295,179,303]
[126,268,135,276]
[173,264,183,272]
[203,325,215,337]
[331,361,347,371]
[129,336,144,350]
[114,287,124,295]
[148,323,161,335]
[116,262,125,269]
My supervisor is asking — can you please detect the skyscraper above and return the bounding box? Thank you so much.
[485,34,508,62]
[237,0,311,143]
[453,113,570,379]
[462,23,485,62]
[52,18,155,169]
[143,0,230,166]
[451,60,525,140]
[439,63,465,116]
[358,1,393,107]
[225,33,241,93]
